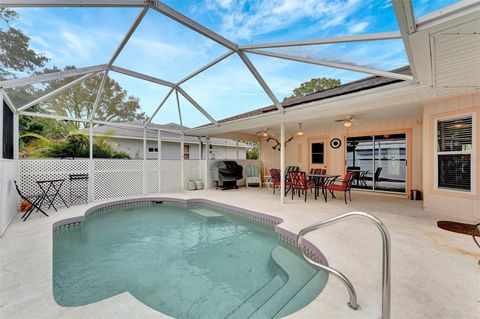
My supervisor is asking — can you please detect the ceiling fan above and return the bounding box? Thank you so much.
[335,116,360,128]
[255,128,272,137]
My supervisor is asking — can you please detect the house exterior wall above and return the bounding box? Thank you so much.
[0,94,19,235]
[423,93,480,221]
[109,138,245,160]
[260,115,423,193]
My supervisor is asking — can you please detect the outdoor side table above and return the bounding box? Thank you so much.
[69,174,89,205]
[307,174,340,200]
[264,176,273,189]
[36,179,69,212]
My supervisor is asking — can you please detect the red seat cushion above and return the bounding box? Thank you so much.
[326,184,346,191]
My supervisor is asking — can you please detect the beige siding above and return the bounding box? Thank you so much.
[260,115,423,191]
[423,93,480,221]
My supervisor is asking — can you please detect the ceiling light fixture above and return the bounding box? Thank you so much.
[262,131,269,137]
[344,120,352,128]
[297,123,304,136]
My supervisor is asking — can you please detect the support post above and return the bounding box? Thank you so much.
[180,134,185,191]
[280,120,285,204]
[143,127,147,195]
[236,140,239,159]
[88,122,94,202]
[198,137,202,183]
[13,113,19,161]
[158,130,162,193]
[205,137,210,189]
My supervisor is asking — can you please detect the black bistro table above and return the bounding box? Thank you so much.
[307,174,340,200]
[36,179,69,211]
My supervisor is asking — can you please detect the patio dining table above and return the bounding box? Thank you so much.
[307,174,341,200]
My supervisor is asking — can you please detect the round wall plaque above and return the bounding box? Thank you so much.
[330,138,342,149]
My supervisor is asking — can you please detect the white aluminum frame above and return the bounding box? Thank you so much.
[0,64,106,89]
[7,0,459,206]
[246,49,414,81]
[110,66,175,88]
[392,0,417,80]
[145,88,174,127]
[3,0,419,128]
[17,72,98,112]
[239,32,402,50]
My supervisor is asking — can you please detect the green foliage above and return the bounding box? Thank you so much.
[3,9,147,149]
[20,133,130,159]
[243,141,260,160]
[37,67,148,125]
[284,77,341,102]
[0,8,48,80]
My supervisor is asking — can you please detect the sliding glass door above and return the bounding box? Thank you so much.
[346,136,374,190]
[346,133,407,194]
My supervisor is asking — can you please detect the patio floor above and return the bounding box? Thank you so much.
[1,188,478,319]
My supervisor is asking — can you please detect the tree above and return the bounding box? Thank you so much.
[284,77,341,101]
[0,8,49,80]
[37,66,148,129]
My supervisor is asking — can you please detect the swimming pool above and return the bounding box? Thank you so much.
[53,199,328,318]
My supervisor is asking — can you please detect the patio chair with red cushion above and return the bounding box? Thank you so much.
[269,168,281,195]
[289,171,316,202]
[324,172,356,204]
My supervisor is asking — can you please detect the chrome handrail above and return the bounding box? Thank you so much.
[297,211,391,319]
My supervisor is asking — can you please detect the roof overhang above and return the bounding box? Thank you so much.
[186,82,480,136]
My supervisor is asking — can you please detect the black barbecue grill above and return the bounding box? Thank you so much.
[211,161,243,190]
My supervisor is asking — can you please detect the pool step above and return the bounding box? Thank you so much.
[225,275,284,319]
[189,208,224,218]
[273,271,328,318]
[249,246,319,319]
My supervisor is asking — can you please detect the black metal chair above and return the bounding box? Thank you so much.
[14,180,48,222]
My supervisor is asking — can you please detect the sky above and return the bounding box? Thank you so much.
[10,0,458,127]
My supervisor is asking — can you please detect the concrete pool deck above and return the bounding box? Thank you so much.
[1,188,479,319]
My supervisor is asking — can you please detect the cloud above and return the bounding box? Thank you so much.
[195,0,364,40]
[60,30,95,58]
[348,21,369,33]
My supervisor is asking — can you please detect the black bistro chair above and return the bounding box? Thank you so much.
[14,180,49,222]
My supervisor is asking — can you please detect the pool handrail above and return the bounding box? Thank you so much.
[296,211,391,319]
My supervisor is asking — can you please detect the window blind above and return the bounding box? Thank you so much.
[436,115,473,191]
[437,117,472,152]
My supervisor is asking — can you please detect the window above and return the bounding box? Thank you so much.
[3,101,14,160]
[148,147,158,153]
[311,142,324,164]
[436,115,474,192]
[184,145,190,160]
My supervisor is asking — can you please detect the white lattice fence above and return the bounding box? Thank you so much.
[19,158,213,204]
[94,160,143,200]
[161,160,181,193]
[19,159,89,208]
[146,159,159,194]
[184,160,201,187]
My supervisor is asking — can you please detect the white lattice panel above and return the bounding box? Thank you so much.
[94,160,143,200]
[161,160,181,193]
[184,160,201,187]
[19,160,89,207]
[146,159,159,194]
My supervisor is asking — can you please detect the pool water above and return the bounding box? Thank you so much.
[53,203,327,318]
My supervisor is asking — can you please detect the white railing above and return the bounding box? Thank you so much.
[18,159,260,205]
